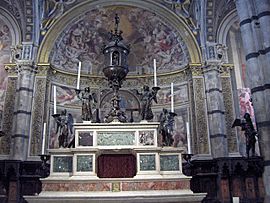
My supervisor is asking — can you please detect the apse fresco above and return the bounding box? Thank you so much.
[51,85,80,107]
[153,106,189,152]
[0,20,11,128]
[156,84,188,106]
[50,6,189,75]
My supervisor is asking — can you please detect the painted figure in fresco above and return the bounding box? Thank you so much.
[232,112,257,158]
[77,87,97,121]
[159,108,175,146]
[55,109,73,148]
[137,85,159,121]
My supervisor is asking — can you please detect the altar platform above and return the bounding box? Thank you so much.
[24,122,206,203]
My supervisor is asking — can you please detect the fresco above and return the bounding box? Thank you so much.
[153,106,189,152]
[50,6,189,75]
[0,20,11,129]
[155,84,188,106]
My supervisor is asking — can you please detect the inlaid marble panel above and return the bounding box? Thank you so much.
[77,155,93,172]
[53,156,73,173]
[160,155,179,171]
[139,131,154,146]
[139,154,156,171]
[78,132,93,146]
[97,131,135,146]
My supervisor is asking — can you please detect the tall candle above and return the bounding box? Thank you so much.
[76,61,81,89]
[42,123,46,154]
[53,85,57,114]
[186,122,191,154]
[171,82,174,112]
[153,59,157,87]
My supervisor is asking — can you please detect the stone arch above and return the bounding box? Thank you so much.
[37,0,201,65]
[0,7,21,48]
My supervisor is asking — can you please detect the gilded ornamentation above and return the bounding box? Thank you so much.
[221,77,237,153]
[193,78,209,154]
[30,78,47,156]
[0,77,17,154]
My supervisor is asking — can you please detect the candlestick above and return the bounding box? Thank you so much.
[53,85,57,114]
[76,61,81,90]
[171,82,174,113]
[153,59,157,87]
[186,122,191,154]
[42,123,46,154]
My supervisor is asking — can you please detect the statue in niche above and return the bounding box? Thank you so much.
[76,87,97,122]
[137,85,159,121]
[55,109,73,148]
[159,108,176,146]
[232,113,257,158]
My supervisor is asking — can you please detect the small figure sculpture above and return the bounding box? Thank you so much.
[159,108,176,146]
[76,87,97,122]
[55,109,73,148]
[232,113,257,158]
[137,85,159,121]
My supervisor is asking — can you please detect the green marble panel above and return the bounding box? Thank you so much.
[97,131,135,146]
[139,154,156,171]
[77,155,93,172]
[53,156,73,173]
[160,155,179,171]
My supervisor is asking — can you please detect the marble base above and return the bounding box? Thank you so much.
[25,190,206,203]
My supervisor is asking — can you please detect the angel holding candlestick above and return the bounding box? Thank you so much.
[76,87,97,122]
[137,85,160,121]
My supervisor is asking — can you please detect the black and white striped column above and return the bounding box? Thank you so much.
[11,62,36,160]
[203,65,228,158]
[236,0,270,199]
[255,0,270,200]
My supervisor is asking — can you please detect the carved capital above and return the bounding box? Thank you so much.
[220,65,233,77]
[15,61,37,74]
[190,66,203,76]
[4,64,17,76]
[36,64,50,76]
[202,65,222,74]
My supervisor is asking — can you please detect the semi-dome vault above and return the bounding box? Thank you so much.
[38,1,202,75]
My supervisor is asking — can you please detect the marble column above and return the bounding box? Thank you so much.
[254,0,270,200]
[203,64,228,158]
[11,61,36,160]
[236,0,270,200]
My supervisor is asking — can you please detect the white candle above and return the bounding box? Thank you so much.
[232,197,239,203]
[76,61,81,89]
[171,82,174,112]
[186,122,191,154]
[153,59,157,87]
[42,123,46,154]
[53,85,57,114]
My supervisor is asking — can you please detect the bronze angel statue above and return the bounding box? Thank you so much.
[55,109,74,148]
[76,87,97,122]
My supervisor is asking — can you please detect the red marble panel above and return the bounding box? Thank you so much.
[258,177,265,198]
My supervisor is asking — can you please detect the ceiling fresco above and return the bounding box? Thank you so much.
[50,6,190,76]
